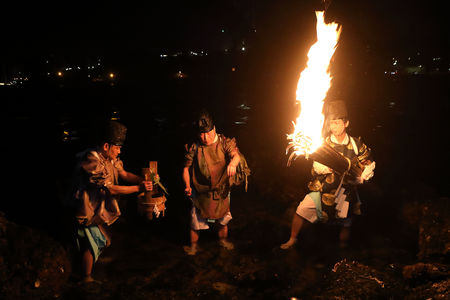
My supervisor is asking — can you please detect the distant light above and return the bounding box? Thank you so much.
[237,103,251,110]
[57,71,62,76]
[109,73,115,78]
[176,70,185,78]
[241,47,246,51]
[231,67,236,72]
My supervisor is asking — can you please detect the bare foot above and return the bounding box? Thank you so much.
[280,237,297,250]
[183,243,199,256]
[80,275,102,284]
[339,241,349,249]
[219,239,234,250]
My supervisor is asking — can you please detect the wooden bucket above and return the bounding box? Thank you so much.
[137,192,166,220]
[137,162,166,220]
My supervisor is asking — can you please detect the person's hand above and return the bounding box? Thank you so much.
[185,186,192,197]
[227,164,237,177]
[361,161,376,182]
[313,161,332,174]
[354,176,364,184]
[139,180,153,192]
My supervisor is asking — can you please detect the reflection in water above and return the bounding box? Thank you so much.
[235,103,251,125]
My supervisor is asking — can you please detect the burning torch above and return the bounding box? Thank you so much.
[286,10,364,179]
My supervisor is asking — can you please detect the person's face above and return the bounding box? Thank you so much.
[102,143,122,160]
[329,119,349,137]
[199,127,216,145]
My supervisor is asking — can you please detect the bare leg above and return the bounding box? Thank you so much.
[218,224,234,250]
[280,214,305,249]
[190,229,199,244]
[184,229,200,255]
[339,226,350,248]
[81,249,95,282]
[218,224,228,239]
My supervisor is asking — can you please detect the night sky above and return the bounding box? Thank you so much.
[1,0,448,60]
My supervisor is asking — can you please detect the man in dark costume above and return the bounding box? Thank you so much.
[182,109,241,255]
[281,100,375,249]
[69,121,152,282]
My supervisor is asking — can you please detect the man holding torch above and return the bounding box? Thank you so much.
[281,100,375,250]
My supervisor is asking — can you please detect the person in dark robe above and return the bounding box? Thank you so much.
[182,109,241,255]
[68,121,152,282]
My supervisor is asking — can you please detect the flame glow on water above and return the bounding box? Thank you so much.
[287,11,341,160]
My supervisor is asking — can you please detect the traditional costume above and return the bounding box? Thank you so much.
[184,111,241,230]
[295,101,374,226]
[69,121,126,261]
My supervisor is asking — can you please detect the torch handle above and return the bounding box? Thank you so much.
[310,143,363,178]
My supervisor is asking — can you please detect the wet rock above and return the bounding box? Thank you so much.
[403,262,449,282]
[418,197,450,261]
[212,281,236,294]
[402,262,450,299]
[311,259,401,299]
[0,212,71,300]
[406,278,450,300]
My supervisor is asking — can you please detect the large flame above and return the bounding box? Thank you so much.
[287,11,341,162]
